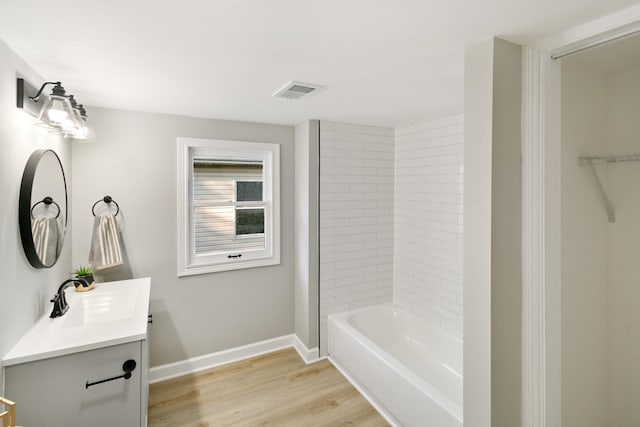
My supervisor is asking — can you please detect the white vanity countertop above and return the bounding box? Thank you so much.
[3,277,150,367]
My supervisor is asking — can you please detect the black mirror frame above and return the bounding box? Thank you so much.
[19,149,68,268]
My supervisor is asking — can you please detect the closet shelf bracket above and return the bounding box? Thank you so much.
[585,163,616,223]
[579,152,640,223]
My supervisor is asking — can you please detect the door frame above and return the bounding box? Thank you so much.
[521,5,640,426]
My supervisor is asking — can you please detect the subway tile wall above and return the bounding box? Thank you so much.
[394,113,464,337]
[319,121,395,354]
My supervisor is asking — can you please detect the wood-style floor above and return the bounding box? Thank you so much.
[148,348,389,426]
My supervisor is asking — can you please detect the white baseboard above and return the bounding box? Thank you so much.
[292,335,322,364]
[150,334,321,384]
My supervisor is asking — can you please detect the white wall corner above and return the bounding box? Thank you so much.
[463,38,494,427]
[293,334,322,365]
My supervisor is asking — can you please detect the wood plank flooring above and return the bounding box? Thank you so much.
[148,348,389,426]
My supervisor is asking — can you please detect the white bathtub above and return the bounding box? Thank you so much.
[327,304,463,427]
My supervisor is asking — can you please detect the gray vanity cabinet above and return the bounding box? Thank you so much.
[4,339,148,427]
[2,278,151,427]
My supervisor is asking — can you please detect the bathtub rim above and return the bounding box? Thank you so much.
[327,303,463,423]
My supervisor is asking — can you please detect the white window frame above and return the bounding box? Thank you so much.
[177,137,280,276]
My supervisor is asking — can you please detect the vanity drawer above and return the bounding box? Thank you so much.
[4,341,144,427]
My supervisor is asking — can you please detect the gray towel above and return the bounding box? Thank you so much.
[32,217,59,265]
[89,214,123,270]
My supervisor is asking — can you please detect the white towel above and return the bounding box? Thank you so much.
[32,217,59,266]
[89,214,123,270]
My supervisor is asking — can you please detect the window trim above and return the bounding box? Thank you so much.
[177,137,280,276]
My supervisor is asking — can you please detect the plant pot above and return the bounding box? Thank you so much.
[76,274,94,286]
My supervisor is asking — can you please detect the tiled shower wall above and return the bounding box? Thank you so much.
[319,121,394,353]
[394,113,464,337]
[319,115,464,352]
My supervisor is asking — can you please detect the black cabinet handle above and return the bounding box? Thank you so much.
[227,254,242,259]
[148,314,153,324]
[85,359,137,389]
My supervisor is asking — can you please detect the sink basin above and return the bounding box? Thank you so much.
[2,278,150,366]
[63,287,138,328]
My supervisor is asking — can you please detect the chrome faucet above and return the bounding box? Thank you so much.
[50,278,90,318]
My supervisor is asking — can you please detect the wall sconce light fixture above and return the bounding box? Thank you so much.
[17,78,96,142]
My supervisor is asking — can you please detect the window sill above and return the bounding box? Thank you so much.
[177,256,281,277]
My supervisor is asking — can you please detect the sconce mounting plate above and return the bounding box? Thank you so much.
[16,77,43,118]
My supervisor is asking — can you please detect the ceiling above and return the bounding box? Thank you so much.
[0,0,638,127]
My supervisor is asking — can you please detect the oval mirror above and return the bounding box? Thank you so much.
[19,149,68,268]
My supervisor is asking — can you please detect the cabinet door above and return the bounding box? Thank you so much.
[5,341,142,427]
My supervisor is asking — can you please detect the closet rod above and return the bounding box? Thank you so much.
[579,152,640,165]
[551,27,640,60]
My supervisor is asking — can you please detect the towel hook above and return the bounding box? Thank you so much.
[30,196,61,219]
[92,195,120,217]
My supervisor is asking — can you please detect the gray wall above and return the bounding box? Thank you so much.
[293,120,319,350]
[490,38,522,427]
[464,38,494,427]
[605,65,640,427]
[0,39,73,389]
[71,107,295,367]
[463,37,522,427]
[561,56,640,427]
[560,58,608,427]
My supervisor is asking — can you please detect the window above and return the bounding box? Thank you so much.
[235,180,264,235]
[178,138,280,276]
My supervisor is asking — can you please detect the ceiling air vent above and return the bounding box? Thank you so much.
[272,81,322,100]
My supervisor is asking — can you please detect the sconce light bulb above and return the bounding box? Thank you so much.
[47,98,69,123]
[74,109,87,137]
[60,117,77,133]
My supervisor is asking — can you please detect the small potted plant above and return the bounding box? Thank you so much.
[73,266,94,286]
